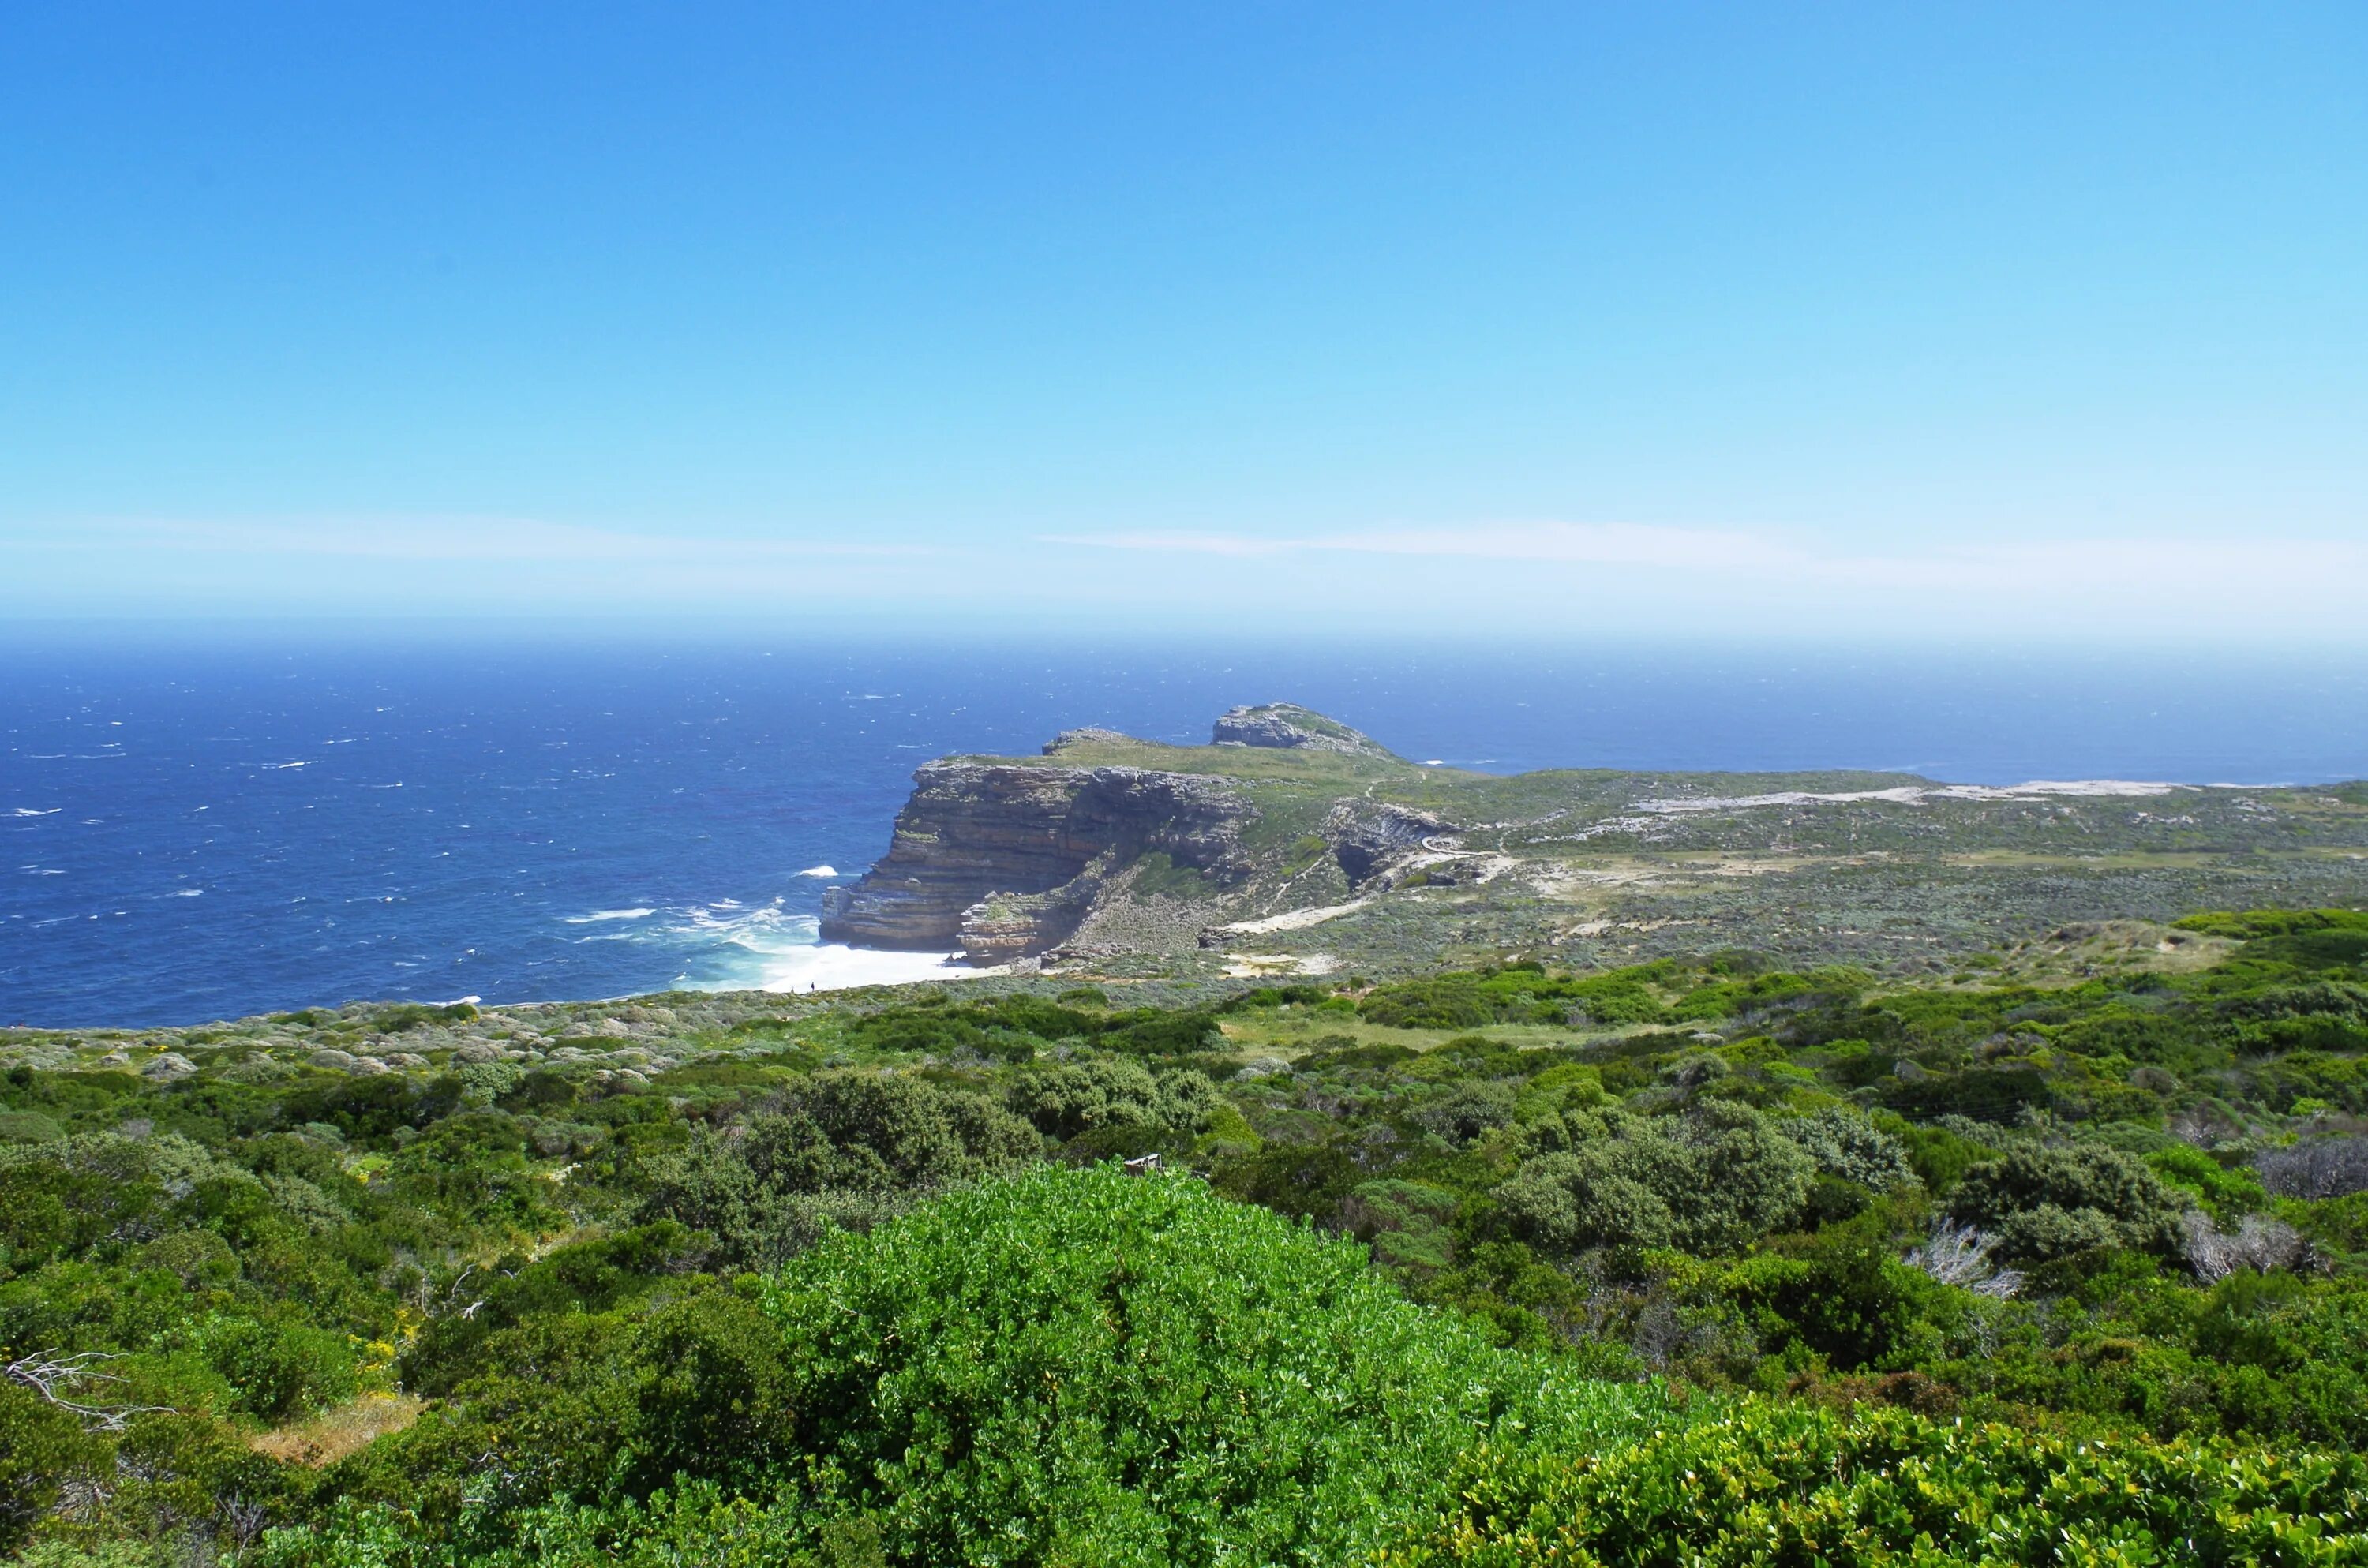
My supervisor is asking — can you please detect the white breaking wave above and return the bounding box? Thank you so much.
[751,943,985,994]
[564,907,657,924]
[9,807,61,818]
[795,864,840,878]
[611,896,991,994]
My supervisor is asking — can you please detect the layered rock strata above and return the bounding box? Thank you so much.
[818,762,1253,962]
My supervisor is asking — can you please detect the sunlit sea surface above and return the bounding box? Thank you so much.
[5,634,2362,1027]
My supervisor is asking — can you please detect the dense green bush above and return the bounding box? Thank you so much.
[618,1289,796,1496]
[0,1383,96,1557]
[1785,1108,1917,1193]
[755,1165,1662,1566]
[634,1072,1036,1267]
[1413,1080,1519,1143]
[1499,1102,1814,1255]
[1948,1143,2187,1263]
[1006,1057,1217,1141]
[1382,1398,2368,1565]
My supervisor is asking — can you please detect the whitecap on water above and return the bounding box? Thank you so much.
[794,864,839,878]
[631,896,988,994]
[562,907,657,924]
[747,943,984,993]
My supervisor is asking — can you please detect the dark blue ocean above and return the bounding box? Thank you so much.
[5,634,2364,1028]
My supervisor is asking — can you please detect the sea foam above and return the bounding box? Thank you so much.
[638,897,986,994]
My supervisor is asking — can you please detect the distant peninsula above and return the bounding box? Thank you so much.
[819,702,2368,980]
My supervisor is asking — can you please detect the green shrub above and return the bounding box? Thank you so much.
[2149,1142,2268,1218]
[1786,1109,1917,1192]
[620,1289,796,1495]
[1413,1081,1519,1143]
[1099,1009,1225,1056]
[761,1164,1664,1566]
[1007,1058,1216,1142]
[1382,1398,2368,1565]
[1949,1143,2187,1263]
[635,1071,1039,1269]
[1498,1102,1813,1255]
[0,1112,65,1145]
[0,1382,97,1555]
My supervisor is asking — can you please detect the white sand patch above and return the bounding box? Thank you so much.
[1633,780,2197,814]
[1527,864,1663,896]
[1223,952,1341,978]
[1221,898,1377,934]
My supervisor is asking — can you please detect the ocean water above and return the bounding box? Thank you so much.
[3,634,2362,1028]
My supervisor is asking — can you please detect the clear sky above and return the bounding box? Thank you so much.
[5,3,2363,640]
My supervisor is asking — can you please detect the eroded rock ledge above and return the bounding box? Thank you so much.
[818,762,1255,962]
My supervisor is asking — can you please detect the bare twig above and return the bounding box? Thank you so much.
[1903,1222,2025,1300]
[5,1349,175,1432]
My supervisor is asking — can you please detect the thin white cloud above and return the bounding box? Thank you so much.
[1045,522,2368,601]
[1043,521,1796,570]
[1321,522,1806,571]
[32,517,935,563]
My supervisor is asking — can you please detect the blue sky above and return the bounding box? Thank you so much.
[5,3,2363,639]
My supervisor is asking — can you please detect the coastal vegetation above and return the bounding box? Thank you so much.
[6,907,2368,1561]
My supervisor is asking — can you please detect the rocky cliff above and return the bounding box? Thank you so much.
[818,760,1256,963]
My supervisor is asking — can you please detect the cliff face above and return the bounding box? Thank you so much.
[818,761,1254,962]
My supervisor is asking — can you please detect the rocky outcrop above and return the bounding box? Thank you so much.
[1041,727,1132,755]
[1325,801,1458,886]
[1212,703,1395,758]
[819,762,1254,961]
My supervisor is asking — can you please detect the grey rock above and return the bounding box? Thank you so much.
[1325,802,1456,886]
[1211,703,1393,758]
[1042,727,1133,754]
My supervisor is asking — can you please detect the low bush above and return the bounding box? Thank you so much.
[1383,1398,2368,1565]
